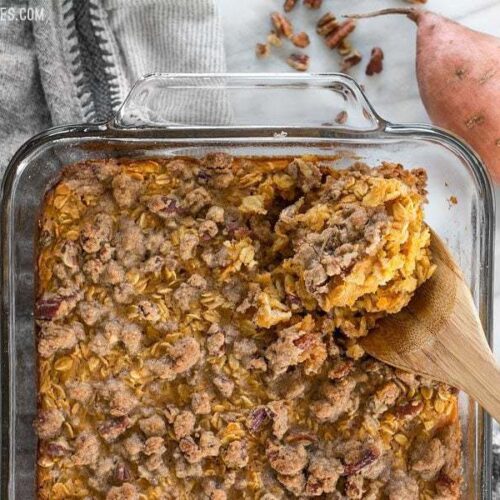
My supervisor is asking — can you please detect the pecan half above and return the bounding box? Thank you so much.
[284,0,298,12]
[316,13,338,37]
[341,50,362,72]
[291,32,310,48]
[287,54,310,72]
[324,20,356,50]
[366,47,384,76]
[271,12,293,38]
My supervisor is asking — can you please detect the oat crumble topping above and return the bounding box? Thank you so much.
[36,155,461,499]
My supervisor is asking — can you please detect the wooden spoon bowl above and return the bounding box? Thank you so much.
[360,229,500,422]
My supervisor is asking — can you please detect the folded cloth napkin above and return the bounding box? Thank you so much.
[0,0,226,171]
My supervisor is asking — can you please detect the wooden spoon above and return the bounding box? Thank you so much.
[360,229,500,422]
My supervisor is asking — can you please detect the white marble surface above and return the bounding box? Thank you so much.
[219,0,500,354]
[218,0,500,491]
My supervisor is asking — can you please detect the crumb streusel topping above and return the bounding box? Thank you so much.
[35,155,461,499]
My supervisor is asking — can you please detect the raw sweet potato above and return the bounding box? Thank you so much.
[350,8,500,183]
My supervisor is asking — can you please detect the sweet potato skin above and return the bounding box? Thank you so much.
[416,11,500,182]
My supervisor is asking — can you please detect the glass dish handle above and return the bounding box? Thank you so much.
[112,73,385,131]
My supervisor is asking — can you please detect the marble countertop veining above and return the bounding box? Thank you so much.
[218,0,500,494]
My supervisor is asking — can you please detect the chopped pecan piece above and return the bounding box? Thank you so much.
[366,47,384,76]
[42,440,71,457]
[291,32,310,48]
[342,447,380,476]
[287,53,310,72]
[283,0,298,12]
[341,50,362,72]
[114,463,132,483]
[328,359,354,379]
[271,12,293,38]
[246,406,272,433]
[256,43,270,59]
[316,12,339,37]
[303,0,322,8]
[35,296,63,320]
[338,39,352,56]
[147,195,181,218]
[98,416,131,443]
[324,20,356,49]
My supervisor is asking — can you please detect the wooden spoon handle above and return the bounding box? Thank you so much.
[458,355,500,424]
[433,335,500,423]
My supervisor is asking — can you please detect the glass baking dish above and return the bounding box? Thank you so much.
[0,73,495,499]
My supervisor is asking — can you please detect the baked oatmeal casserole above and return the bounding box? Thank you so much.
[35,154,462,500]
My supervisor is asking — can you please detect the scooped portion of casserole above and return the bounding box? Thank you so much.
[35,155,461,500]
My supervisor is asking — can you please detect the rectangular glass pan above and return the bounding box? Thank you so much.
[0,74,495,499]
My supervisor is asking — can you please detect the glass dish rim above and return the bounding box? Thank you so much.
[0,72,495,499]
